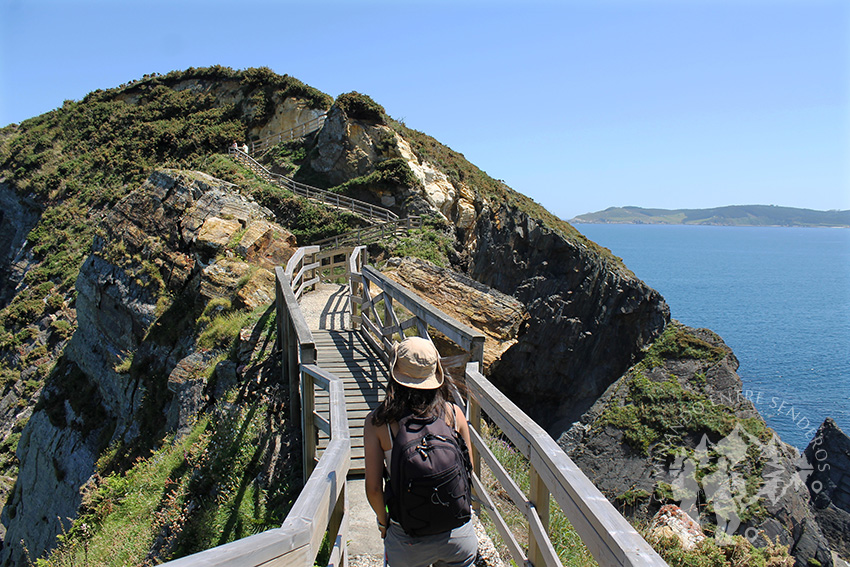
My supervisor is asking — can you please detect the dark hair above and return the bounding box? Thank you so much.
[372,374,463,426]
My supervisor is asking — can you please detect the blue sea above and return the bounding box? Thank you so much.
[576,224,850,449]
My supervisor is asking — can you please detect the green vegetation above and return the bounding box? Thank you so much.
[335,91,387,124]
[329,157,420,197]
[641,325,728,369]
[37,390,294,566]
[647,532,793,566]
[617,488,652,507]
[572,205,850,228]
[376,215,454,267]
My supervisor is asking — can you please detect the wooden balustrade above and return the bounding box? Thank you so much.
[352,264,485,368]
[312,216,422,250]
[161,245,666,567]
[228,148,398,224]
[464,364,667,567]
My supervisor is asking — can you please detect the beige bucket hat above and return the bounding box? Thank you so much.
[390,337,444,390]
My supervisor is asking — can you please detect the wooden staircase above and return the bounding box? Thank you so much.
[229,148,398,224]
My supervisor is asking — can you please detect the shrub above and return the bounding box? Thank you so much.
[335,92,386,124]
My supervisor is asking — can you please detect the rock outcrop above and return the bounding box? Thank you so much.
[380,257,527,372]
[0,183,41,309]
[561,324,834,567]
[1,169,295,566]
[468,204,669,433]
[805,418,850,560]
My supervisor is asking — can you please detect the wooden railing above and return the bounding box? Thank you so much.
[312,216,422,250]
[250,113,327,154]
[343,251,667,567]
[465,365,667,567]
[229,148,398,224]
[350,263,484,370]
[162,245,666,567]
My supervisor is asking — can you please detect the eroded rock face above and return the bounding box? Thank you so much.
[1,411,98,565]
[250,97,325,142]
[1,169,295,566]
[468,203,669,433]
[0,183,41,309]
[380,257,527,372]
[393,136,478,230]
[310,105,479,231]
[805,419,850,560]
[562,325,834,567]
[312,105,387,185]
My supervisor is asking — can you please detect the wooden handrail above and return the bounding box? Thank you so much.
[228,148,398,224]
[357,265,485,368]
[163,245,666,567]
[465,363,668,567]
[312,216,422,250]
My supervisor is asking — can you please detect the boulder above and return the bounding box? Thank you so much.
[648,505,705,551]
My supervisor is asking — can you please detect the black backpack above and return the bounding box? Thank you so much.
[386,405,473,536]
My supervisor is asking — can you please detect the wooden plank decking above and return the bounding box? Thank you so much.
[312,329,385,475]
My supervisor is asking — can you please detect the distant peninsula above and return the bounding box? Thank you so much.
[570,205,850,227]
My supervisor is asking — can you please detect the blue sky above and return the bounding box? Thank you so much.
[1,0,847,219]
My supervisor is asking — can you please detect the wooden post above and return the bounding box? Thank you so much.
[384,295,394,340]
[309,250,318,292]
[528,467,551,567]
[467,392,482,513]
[301,368,316,482]
[470,336,485,374]
[328,480,346,563]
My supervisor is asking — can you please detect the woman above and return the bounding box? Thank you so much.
[364,336,478,567]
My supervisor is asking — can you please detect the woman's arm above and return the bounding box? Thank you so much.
[363,413,389,538]
[454,404,475,470]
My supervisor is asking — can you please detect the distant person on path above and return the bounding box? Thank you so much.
[230,141,238,151]
[364,337,477,567]
[241,142,249,154]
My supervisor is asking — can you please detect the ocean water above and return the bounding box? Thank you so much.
[576,224,850,449]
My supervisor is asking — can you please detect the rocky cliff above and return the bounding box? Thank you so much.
[805,418,850,560]
[0,67,840,564]
[1,169,296,565]
[560,323,835,566]
[467,204,669,433]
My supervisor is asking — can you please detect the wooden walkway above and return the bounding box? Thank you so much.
[299,283,385,475]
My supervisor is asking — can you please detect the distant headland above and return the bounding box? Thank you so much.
[570,205,850,227]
